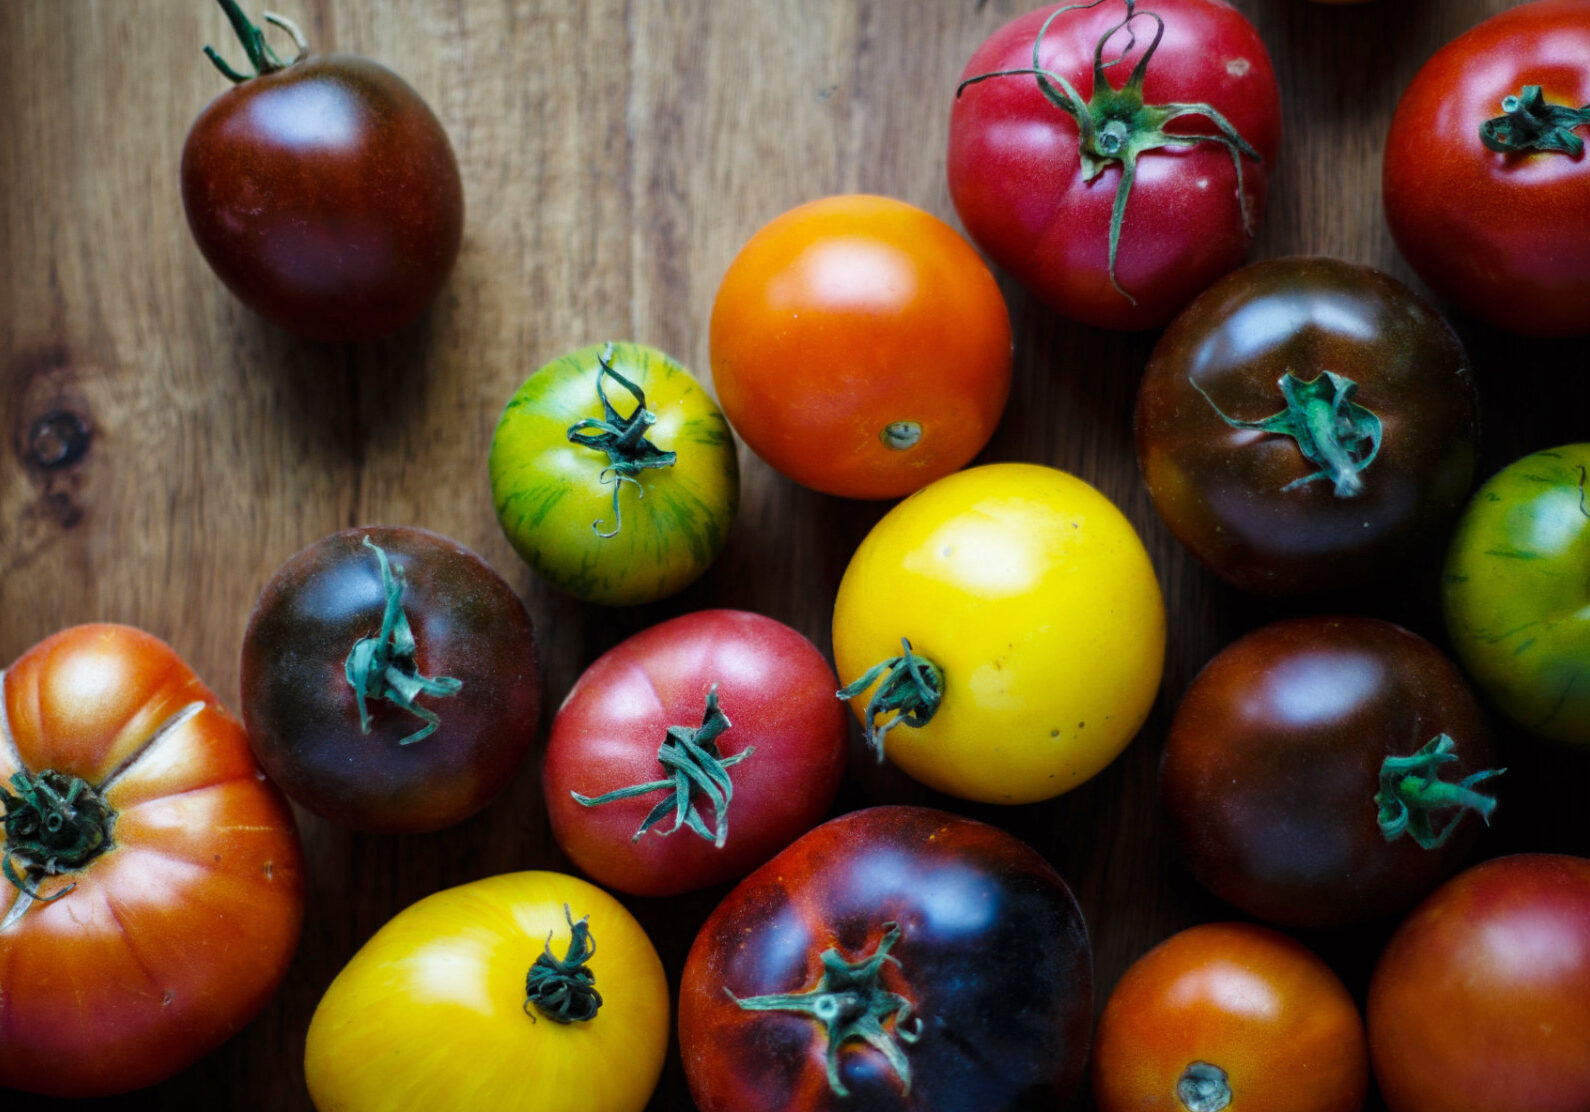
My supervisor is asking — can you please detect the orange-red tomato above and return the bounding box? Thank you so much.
[710,194,1012,499]
[1093,921,1369,1112]
[0,624,304,1097]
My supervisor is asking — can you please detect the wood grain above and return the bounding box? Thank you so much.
[2,1,1587,1109]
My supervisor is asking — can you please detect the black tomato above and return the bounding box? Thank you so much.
[1135,256,1478,594]
[240,525,539,833]
[678,805,1093,1112]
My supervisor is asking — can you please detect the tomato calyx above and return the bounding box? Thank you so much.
[729,921,923,1098]
[1375,734,1504,850]
[837,638,943,762]
[1177,1060,1231,1112]
[956,0,1262,305]
[566,343,679,539]
[0,769,116,927]
[343,536,464,746]
[202,0,309,84]
[1191,369,1383,498]
[523,904,603,1024]
[570,685,754,849]
[1480,86,1590,157]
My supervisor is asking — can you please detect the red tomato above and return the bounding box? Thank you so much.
[0,624,303,1097]
[1383,0,1590,336]
[181,2,463,341]
[709,194,1012,499]
[1368,853,1590,1112]
[678,806,1093,1111]
[543,610,848,897]
[1093,922,1369,1112]
[948,0,1281,331]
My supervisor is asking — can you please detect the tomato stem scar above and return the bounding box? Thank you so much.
[566,343,678,539]
[523,905,603,1024]
[1177,1060,1231,1111]
[837,639,943,762]
[1375,734,1504,850]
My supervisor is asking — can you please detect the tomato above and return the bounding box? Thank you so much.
[0,624,303,1098]
[543,609,848,898]
[1161,616,1498,928]
[678,805,1092,1111]
[1443,444,1590,747]
[1383,0,1590,336]
[947,0,1281,331]
[180,1,463,342]
[709,194,1012,500]
[240,525,541,833]
[831,462,1164,804]
[1093,922,1369,1112]
[1135,257,1478,595]
[490,341,740,606]
[1367,853,1590,1112]
[305,870,668,1112]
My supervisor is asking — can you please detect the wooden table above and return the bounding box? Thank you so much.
[3,1,1586,1108]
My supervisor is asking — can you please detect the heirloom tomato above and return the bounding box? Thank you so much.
[1444,445,1590,748]
[305,871,669,1112]
[1368,854,1590,1112]
[241,526,541,833]
[1161,616,1498,928]
[709,194,1012,499]
[490,341,740,606]
[947,0,1280,330]
[543,609,848,897]
[1136,257,1477,594]
[832,462,1164,804]
[1383,0,1590,336]
[181,0,463,341]
[1093,922,1369,1112]
[679,806,1093,1112]
[0,624,303,1098]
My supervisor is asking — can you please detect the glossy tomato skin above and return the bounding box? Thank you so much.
[1383,0,1590,336]
[0,624,303,1098]
[1443,445,1590,747]
[832,462,1165,804]
[182,53,463,342]
[305,871,669,1112]
[1162,616,1495,928]
[710,194,1012,499]
[543,609,848,897]
[1368,854,1590,1112]
[1136,257,1477,594]
[1094,922,1369,1112]
[948,0,1281,331]
[490,342,739,606]
[241,526,540,834]
[679,806,1093,1112]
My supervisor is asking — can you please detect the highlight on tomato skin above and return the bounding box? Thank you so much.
[0,623,305,1099]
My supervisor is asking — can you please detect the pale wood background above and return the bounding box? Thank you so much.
[3,1,1587,1108]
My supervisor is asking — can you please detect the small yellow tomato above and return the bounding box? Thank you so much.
[833,462,1165,803]
[305,872,668,1112]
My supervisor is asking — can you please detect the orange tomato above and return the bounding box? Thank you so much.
[0,624,303,1097]
[710,194,1012,499]
[1093,922,1369,1112]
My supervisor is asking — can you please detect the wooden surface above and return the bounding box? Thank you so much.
[2,0,1588,1108]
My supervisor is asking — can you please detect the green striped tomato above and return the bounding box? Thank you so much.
[489,342,740,606]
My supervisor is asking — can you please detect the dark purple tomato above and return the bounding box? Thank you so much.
[240,525,539,833]
[678,806,1093,1112]
[180,2,463,342]
[1161,616,1499,928]
[1135,257,1477,594]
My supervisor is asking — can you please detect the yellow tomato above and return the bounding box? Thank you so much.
[304,872,668,1112]
[832,463,1165,804]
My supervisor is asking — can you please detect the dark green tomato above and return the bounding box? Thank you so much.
[1161,616,1498,928]
[1444,444,1590,747]
[240,526,540,834]
[489,342,739,607]
[678,806,1093,1112]
[1135,257,1478,594]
